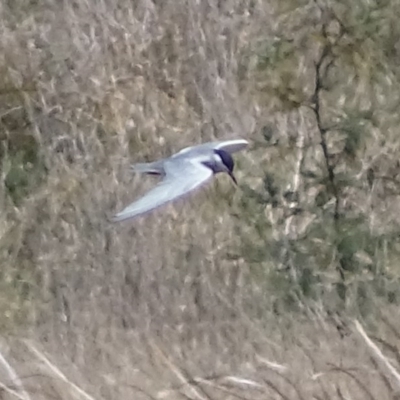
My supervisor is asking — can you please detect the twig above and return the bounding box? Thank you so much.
[310,32,340,221]
[354,320,400,390]
[149,339,211,400]
[23,340,96,400]
[0,345,31,400]
[0,381,28,400]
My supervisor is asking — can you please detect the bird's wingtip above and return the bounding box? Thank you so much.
[238,138,249,145]
[218,138,249,153]
[110,208,140,223]
[109,213,126,223]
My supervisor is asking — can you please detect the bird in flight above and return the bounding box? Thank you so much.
[112,138,248,222]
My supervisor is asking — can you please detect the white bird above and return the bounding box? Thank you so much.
[112,138,248,222]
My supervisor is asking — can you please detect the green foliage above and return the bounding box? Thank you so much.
[254,37,307,110]
[2,0,400,334]
[1,132,46,205]
[232,0,400,315]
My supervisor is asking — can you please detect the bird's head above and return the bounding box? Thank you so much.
[214,149,237,185]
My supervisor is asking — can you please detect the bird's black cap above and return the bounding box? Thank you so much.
[215,149,234,172]
[214,149,237,184]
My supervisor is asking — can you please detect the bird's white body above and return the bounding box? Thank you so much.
[112,139,248,222]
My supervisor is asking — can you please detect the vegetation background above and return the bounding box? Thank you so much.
[1,0,400,398]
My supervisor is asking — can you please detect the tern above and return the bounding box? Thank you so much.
[112,138,248,222]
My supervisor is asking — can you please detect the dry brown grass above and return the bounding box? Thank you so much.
[1,0,400,399]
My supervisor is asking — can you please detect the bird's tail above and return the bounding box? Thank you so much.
[131,161,164,175]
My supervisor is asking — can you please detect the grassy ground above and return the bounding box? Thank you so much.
[1,0,400,399]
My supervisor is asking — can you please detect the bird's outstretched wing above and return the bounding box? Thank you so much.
[213,139,248,153]
[130,160,165,175]
[112,160,213,222]
[177,139,248,156]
